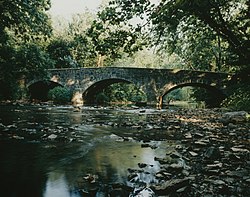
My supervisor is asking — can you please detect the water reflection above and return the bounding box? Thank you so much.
[0,141,47,197]
[0,105,177,196]
[43,172,80,197]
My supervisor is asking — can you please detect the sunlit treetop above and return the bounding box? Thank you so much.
[0,0,52,41]
[96,0,249,66]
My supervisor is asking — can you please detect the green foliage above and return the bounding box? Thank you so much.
[99,0,249,71]
[48,12,99,68]
[71,34,97,67]
[167,18,230,71]
[83,3,149,66]
[221,85,250,112]
[86,21,144,66]
[220,68,250,110]
[191,88,221,108]
[0,0,53,100]
[150,0,249,67]
[16,43,54,79]
[0,41,54,100]
[166,87,194,101]
[48,86,72,104]
[130,91,147,103]
[103,83,146,103]
[50,13,99,67]
[47,38,78,68]
[99,0,249,110]
[95,92,109,104]
[50,6,150,68]
[0,0,52,41]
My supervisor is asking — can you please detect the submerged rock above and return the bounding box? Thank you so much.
[129,187,156,197]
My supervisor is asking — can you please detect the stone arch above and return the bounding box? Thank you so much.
[82,78,135,104]
[28,80,63,101]
[161,82,226,108]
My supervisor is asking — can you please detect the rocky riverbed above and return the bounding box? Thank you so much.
[87,108,249,197]
[115,109,250,197]
[0,104,249,196]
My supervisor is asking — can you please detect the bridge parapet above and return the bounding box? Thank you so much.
[29,67,231,106]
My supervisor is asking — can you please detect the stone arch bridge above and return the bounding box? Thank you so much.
[28,67,231,107]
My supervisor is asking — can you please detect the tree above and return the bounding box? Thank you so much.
[84,3,149,67]
[150,0,249,69]
[50,7,147,68]
[0,0,53,100]
[16,43,54,80]
[0,0,52,41]
[93,0,249,109]
[98,0,249,70]
[47,38,76,68]
[49,12,98,67]
[69,13,97,67]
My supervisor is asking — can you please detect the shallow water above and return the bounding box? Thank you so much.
[0,105,177,197]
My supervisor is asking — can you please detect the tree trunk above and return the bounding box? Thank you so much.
[97,54,105,67]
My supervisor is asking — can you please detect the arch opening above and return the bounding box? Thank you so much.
[28,81,62,101]
[162,83,226,108]
[83,78,146,105]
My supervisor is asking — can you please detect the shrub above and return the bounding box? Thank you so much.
[104,83,146,103]
[48,86,72,104]
[95,92,109,104]
[221,85,250,112]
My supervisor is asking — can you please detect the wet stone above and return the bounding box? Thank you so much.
[138,163,147,168]
[194,133,204,138]
[204,146,221,160]
[152,178,190,195]
[1,104,250,196]
[194,140,209,146]
[47,134,57,140]
[189,151,198,157]
[12,135,25,140]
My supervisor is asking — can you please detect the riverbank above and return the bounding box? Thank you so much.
[0,104,249,196]
[114,108,250,196]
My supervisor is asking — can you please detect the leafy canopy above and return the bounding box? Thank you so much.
[97,0,249,70]
[0,0,52,40]
[0,0,53,99]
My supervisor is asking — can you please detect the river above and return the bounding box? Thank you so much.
[0,104,179,197]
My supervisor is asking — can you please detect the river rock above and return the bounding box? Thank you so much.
[194,132,204,138]
[154,157,169,165]
[128,173,138,182]
[129,187,156,197]
[189,151,198,157]
[168,163,183,171]
[83,174,98,183]
[231,146,249,152]
[155,171,172,180]
[184,132,192,139]
[47,134,57,140]
[0,123,5,129]
[152,178,190,195]
[220,111,249,124]
[138,163,147,168]
[204,146,221,160]
[212,179,226,185]
[7,124,17,129]
[12,135,25,140]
